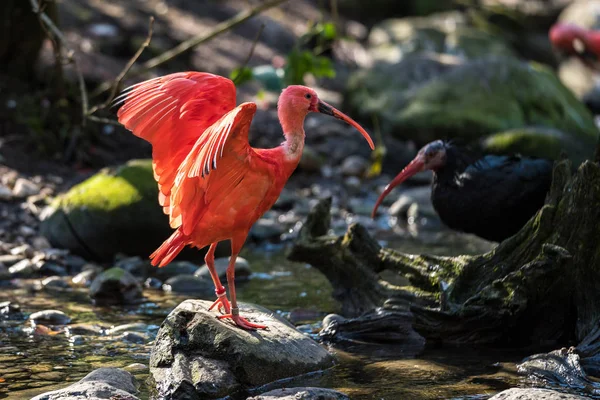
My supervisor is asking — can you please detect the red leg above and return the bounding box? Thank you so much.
[217,235,267,330]
[203,243,231,314]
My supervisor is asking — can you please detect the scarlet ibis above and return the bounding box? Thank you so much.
[115,72,374,329]
[371,140,553,242]
[549,23,600,70]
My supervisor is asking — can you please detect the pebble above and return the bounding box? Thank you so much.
[8,259,36,276]
[115,256,152,277]
[41,276,70,289]
[194,256,252,282]
[69,335,85,345]
[152,261,201,281]
[250,218,286,241]
[32,236,51,250]
[144,277,163,289]
[162,274,215,297]
[340,155,369,177]
[37,261,68,276]
[18,226,36,237]
[0,301,23,319]
[89,267,143,305]
[123,363,148,372]
[12,178,40,198]
[119,331,147,344]
[68,323,103,335]
[29,309,71,325]
[106,323,149,335]
[71,269,99,287]
[10,244,34,257]
[0,254,25,266]
[0,184,12,200]
[63,254,87,272]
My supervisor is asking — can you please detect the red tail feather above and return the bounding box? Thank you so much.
[150,229,187,267]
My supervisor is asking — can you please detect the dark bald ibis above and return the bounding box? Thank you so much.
[549,23,600,70]
[372,140,553,242]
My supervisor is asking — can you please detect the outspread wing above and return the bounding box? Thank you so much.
[169,102,259,235]
[116,72,236,214]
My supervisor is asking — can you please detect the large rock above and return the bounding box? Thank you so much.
[482,127,592,167]
[149,300,335,399]
[488,388,588,400]
[89,267,143,305]
[39,159,171,261]
[31,367,139,400]
[346,57,599,161]
[367,12,515,65]
[248,387,350,400]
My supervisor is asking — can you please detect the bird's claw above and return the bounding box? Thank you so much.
[217,307,268,330]
[208,288,231,314]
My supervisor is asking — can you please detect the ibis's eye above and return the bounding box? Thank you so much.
[305,93,312,100]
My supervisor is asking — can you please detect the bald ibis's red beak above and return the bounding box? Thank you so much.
[317,100,375,150]
[371,156,426,219]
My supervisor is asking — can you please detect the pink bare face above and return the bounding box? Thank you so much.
[279,85,374,149]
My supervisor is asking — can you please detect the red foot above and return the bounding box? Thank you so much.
[208,288,231,314]
[217,308,268,330]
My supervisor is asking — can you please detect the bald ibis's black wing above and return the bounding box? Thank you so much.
[433,155,553,242]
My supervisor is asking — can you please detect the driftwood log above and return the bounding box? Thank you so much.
[288,157,600,354]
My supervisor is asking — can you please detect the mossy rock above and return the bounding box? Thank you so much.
[40,159,172,261]
[482,127,592,167]
[346,57,599,162]
[368,12,515,64]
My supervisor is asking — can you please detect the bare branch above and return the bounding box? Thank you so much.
[30,0,88,125]
[232,23,265,84]
[88,16,155,115]
[91,0,289,98]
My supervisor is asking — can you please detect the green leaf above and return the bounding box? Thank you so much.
[230,66,254,86]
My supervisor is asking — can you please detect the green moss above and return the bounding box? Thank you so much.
[100,267,126,281]
[56,159,156,212]
[347,58,599,149]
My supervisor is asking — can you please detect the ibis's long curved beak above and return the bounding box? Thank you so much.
[371,155,426,219]
[317,100,374,150]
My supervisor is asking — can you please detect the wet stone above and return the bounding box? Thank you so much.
[248,387,350,400]
[0,301,23,320]
[0,183,12,200]
[37,261,68,276]
[41,276,70,289]
[12,178,40,198]
[29,309,71,325]
[144,276,163,289]
[63,254,87,272]
[163,274,215,297]
[340,155,368,177]
[69,335,85,345]
[119,331,148,344]
[152,260,200,281]
[68,323,103,336]
[89,267,143,305]
[106,322,150,335]
[250,217,286,241]
[124,363,148,372]
[31,367,139,400]
[488,388,588,400]
[10,243,34,257]
[194,256,252,283]
[0,254,25,266]
[115,256,152,278]
[71,268,99,287]
[149,300,335,399]
[8,259,36,276]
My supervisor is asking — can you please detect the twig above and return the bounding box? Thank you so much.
[86,115,123,126]
[232,23,265,84]
[30,0,88,125]
[91,0,289,98]
[87,16,155,115]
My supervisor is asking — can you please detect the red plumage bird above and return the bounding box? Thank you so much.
[115,72,374,329]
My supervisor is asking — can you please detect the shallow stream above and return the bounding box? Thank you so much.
[0,232,563,399]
